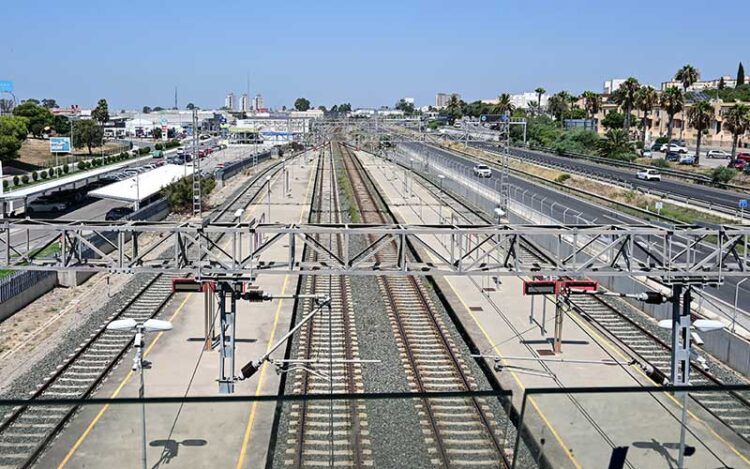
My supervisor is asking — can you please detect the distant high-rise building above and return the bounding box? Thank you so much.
[240,94,251,112]
[435,93,461,108]
[253,94,264,111]
[225,92,236,110]
[603,79,626,95]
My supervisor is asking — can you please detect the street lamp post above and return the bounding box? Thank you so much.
[106,318,173,469]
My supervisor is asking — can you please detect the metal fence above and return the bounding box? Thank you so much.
[0,270,56,303]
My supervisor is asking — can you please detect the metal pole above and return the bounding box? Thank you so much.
[677,287,692,469]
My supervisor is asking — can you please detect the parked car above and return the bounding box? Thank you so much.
[27,196,68,214]
[650,142,663,152]
[152,150,164,159]
[660,143,688,153]
[706,149,730,159]
[731,153,750,170]
[678,153,696,165]
[105,206,134,221]
[473,164,492,177]
[640,149,653,158]
[636,169,661,181]
[665,152,681,162]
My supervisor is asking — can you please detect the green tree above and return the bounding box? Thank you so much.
[581,91,601,119]
[597,128,635,160]
[441,95,464,124]
[493,93,514,115]
[547,91,571,126]
[72,119,103,155]
[723,103,750,161]
[718,77,726,90]
[395,99,415,115]
[687,100,714,165]
[162,176,216,213]
[675,65,700,92]
[12,101,54,137]
[294,98,311,111]
[186,103,195,110]
[660,86,684,146]
[142,106,152,114]
[737,62,745,87]
[534,87,546,114]
[152,127,162,139]
[53,115,71,135]
[634,85,658,149]
[0,135,23,162]
[611,77,640,130]
[92,98,109,125]
[0,115,29,141]
[600,111,628,130]
[41,98,58,109]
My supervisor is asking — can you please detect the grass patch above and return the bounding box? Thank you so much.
[337,173,361,222]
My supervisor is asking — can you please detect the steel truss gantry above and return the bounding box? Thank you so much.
[1,219,748,282]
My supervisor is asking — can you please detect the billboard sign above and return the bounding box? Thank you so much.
[479,114,506,123]
[0,81,13,93]
[50,137,71,153]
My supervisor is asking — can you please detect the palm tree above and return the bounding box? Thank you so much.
[535,87,546,114]
[634,86,658,149]
[687,100,714,165]
[598,128,635,160]
[660,86,684,146]
[494,93,514,115]
[581,91,601,120]
[675,64,700,92]
[612,77,640,131]
[547,91,571,127]
[723,104,750,162]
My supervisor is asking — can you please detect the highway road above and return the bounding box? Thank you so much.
[402,141,750,330]
[469,142,749,210]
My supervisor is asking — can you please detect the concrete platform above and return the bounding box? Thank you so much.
[356,151,750,469]
[38,154,319,469]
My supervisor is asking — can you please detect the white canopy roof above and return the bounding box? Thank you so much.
[88,164,190,202]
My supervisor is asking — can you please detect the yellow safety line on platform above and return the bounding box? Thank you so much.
[236,156,317,469]
[441,276,583,469]
[380,148,749,467]
[57,293,192,469]
[375,160,583,469]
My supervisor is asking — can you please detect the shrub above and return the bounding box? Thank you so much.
[63,164,69,174]
[119,152,128,160]
[711,166,736,184]
[2,180,8,191]
[77,161,85,171]
[155,143,163,151]
[555,173,571,183]
[32,171,38,181]
[21,175,29,184]
[40,170,48,180]
[651,159,670,168]
[13,175,19,186]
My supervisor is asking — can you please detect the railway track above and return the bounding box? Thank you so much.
[381,142,750,449]
[338,143,509,468]
[0,152,293,469]
[285,146,371,467]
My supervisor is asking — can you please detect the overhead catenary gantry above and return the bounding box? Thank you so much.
[1,218,748,282]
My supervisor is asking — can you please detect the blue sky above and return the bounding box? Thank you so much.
[2,0,748,110]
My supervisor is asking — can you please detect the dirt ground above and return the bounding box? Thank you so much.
[12,138,127,169]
